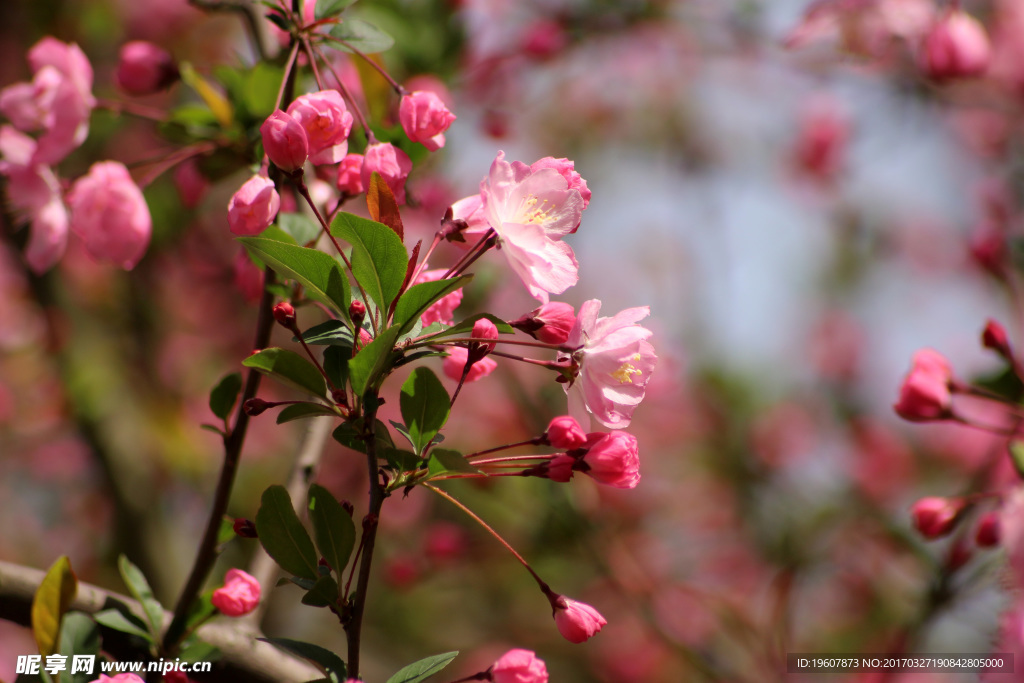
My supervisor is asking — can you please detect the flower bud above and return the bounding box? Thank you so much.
[115,41,178,95]
[469,318,499,356]
[544,454,576,483]
[546,415,587,449]
[893,349,954,422]
[510,302,576,345]
[361,142,412,204]
[399,90,456,151]
[228,175,280,236]
[337,153,365,195]
[551,596,606,643]
[211,568,261,617]
[349,299,366,322]
[911,496,962,539]
[243,398,271,416]
[286,90,353,165]
[580,430,641,489]
[341,499,355,517]
[490,649,549,683]
[920,10,991,81]
[273,301,297,329]
[260,110,309,172]
[443,346,497,383]
[67,161,152,270]
[982,319,1012,358]
[975,511,1001,548]
[232,518,258,538]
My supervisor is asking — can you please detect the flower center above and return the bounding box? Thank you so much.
[517,194,553,225]
[611,354,643,384]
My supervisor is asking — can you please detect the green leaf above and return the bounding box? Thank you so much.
[185,591,217,631]
[277,402,341,423]
[209,372,242,421]
[244,62,284,120]
[302,319,356,346]
[307,484,356,582]
[348,325,403,396]
[255,486,320,581]
[399,368,450,455]
[329,18,395,53]
[385,651,459,683]
[93,608,152,641]
[323,346,351,390]
[179,640,220,662]
[1012,441,1024,479]
[259,638,347,682]
[238,237,351,319]
[243,347,327,398]
[329,212,407,312]
[382,447,421,473]
[299,575,340,607]
[420,312,514,341]
[32,556,77,657]
[278,212,322,246]
[392,276,471,335]
[427,449,481,477]
[332,419,394,453]
[316,0,357,20]
[118,555,164,642]
[59,611,99,660]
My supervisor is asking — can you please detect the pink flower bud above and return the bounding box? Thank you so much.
[553,596,607,643]
[337,153,365,195]
[982,319,1012,358]
[399,90,456,151]
[260,110,309,172]
[92,675,145,683]
[286,90,353,165]
[581,430,640,489]
[920,11,991,81]
[163,671,191,683]
[522,19,567,59]
[893,349,953,422]
[490,649,549,683]
[361,142,413,204]
[911,496,962,539]
[529,157,590,210]
[510,302,576,344]
[173,158,208,209]
[232,518,258,538]
[975,511,1001,548]
[349,299,366,321]
[273,301,297,328]
[471,318,499,355]
[443,346,497,382]
[67,161,151,270]
[211,568,261,617]
[115,41,178,95]
[547,416,587,449]
[228,175,280,236]
[545,454,576,482]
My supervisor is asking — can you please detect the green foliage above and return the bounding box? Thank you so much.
[330,212,408,314]
[348,325,404,396]
[392,276,472,335]
[278,212,323,247]
[32,556,77,657]
[277,402,342,423]
[242,347,328,398]
[385,651,459,683]
[300,575,341,607]
[308,484,356,586]
[399,368,450,455]
[329,18,395,54]
[301,319,356,347]
[59,612,100,683]
[93,607,152,642]
[117,555,164,643]
[255,486,320,581]
[316,0,359,20]
[259,638,348,683]
[419,312,514,341]
[209,372,242,421]
[239,237,352,320]
[427,449,481,478]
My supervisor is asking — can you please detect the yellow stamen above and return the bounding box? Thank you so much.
[611,354,643,384]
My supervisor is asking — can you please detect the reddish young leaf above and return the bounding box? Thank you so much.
[367,171,404,241]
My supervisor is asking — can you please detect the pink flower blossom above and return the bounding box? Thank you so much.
[546,454,575,482]
[490,648,549,683]
[0,38,95,165]
[546,415,587,449]
[173,158,208,209]
[399,90,456,151]
[211,568,261,616]
[0,126,67,273]
[478,151,584,302]
[529,157,590,210]
[443,346,497,382]
[337,153,365,195]
[561,300,657,430]
[471,318,499,354]
[794,97,848,182]
[983,318,1012,357]
[910,497,961,539]
[67,161,151,270]
[920,10,991,81]
[581,430,640,489]
[89,675,145,683]
[361,142,413,204]
[509,301,576,344]
[260,110,309,172]
[449,192,490,244]
[287,90,353,165]
[116,41,178,95]
[553,596,607,643]
[893,348,953,422]
[414,267,463,327]
[228,175,280,236]
[976,511,1001,548]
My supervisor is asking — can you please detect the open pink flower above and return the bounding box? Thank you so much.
[414,267,463,327]
[553,596,606,643]
[399,90,456,151]
[211,568,261,617]
[893,348,953,422]
[490,648,548,683]
[89,675,144,683]
[287,90,353,165]
[529,157,590,210]
[0,38,95,165]
[478,151,584,302]
[67,161,151,270]
[443,346,497,382]
[0,126,67,273]
[561,300,657,430]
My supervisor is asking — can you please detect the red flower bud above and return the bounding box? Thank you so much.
[243,398,271,416]
[975,511,1001,548]
[546,415,587,449]
[911,496,962,539]
[920,10,991,81]
[982,319,1012,358]
[232,518,258,538]
[893,349,954,422]
[116,41,178,95]
[349,299,366,322]
[273,301,297,329]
